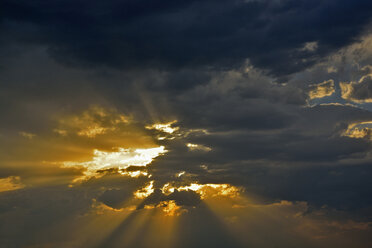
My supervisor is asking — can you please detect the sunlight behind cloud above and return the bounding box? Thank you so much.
[162,183,242,199]
[186,143,212,152]
[134,181,155,199]
[158,200,186,216]
[63,147,166,179]
[145,121,179,134]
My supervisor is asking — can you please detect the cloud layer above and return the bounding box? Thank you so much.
[1,1,372,248]
[2,0,372,77]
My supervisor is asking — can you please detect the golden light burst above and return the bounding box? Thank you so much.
[2,105,250,247]
[62,146,166,180]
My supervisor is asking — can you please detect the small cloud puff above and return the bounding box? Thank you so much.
[308,80,335,99]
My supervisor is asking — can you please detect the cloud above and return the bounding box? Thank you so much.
[186,143,212,152]
[1,3,372,247]
[342,121,372,140]
[97,188,134,210]
[341,75,372,103]
[62,146,166,181]
[145,120,179,134]
[308,79,335,99]
[1,0,372,76]
[137,188,201,210]
[0,176,25,192]
[300,41,319,52]
[56,105,130,138]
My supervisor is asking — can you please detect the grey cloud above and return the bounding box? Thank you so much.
[97,188,134,209]
[341,75,372,103]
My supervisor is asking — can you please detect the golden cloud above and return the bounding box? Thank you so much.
[0,176,25,192]
[308,80,335,99]
[342,121,372,139]
[56,105,131,138]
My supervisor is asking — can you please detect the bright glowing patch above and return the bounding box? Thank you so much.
[145,120,179,134]
[162,183,242,199]
[121,171,149,177]
[63,146,166,178]
[176,171,185,177]
[186,143,212,152]
[0,176,25,192]
[161,183,174,194]
[134,181,154,199]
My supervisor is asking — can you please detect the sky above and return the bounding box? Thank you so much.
[1,1,372,247]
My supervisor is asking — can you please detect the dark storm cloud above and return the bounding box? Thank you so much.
[1,0,372,76]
